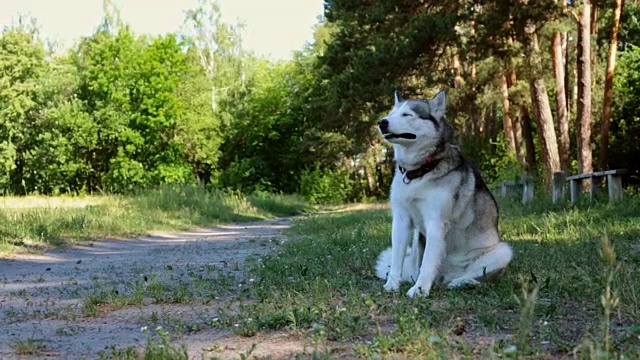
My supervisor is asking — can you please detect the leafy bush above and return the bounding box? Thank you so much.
[299,167,354,204]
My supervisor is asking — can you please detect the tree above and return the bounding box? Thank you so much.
[175,47,224,183]
[499,74,517,155]
[0,28,47,193]
[599,0,625,170]
[506,69,526,167]
[576,0,594,184]
[608,44,640,174]
[182,0,244,112]
[521,14,562,185]
[218,58,311,192]
[20,55,95,194]
[552,0,571,172]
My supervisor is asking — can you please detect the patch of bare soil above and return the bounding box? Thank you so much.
[0,218,315,359]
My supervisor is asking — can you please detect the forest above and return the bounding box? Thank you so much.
[2,0,640,203]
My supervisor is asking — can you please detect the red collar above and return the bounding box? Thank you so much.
[398,155,441,184]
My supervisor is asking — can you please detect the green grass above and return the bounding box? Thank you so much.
[97,327,189,360]
[5,186,640,358]
[227,193,640,358]
[10,339,48,356]
[0,184,310,256]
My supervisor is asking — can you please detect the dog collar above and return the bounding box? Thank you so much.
[398,155,441,184]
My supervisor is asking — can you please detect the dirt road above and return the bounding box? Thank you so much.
[0,217,308,359]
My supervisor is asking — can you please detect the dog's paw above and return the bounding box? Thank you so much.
[407,284,430,298]
[383,277,400,292]
[446,278,480,289]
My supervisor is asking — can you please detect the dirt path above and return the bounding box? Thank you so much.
[0,217,311,359]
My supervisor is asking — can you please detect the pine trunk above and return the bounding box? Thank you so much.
[508,70,526,166]
[520,105,537,175]
[552,31,570,172]
[526,29,562,185]
[499,74,516,155]
[599,0,625,170]
[453,52,463,89]
[577,0,593,188]
[563,32,570,116]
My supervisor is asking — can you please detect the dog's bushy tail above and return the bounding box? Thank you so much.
[375,247,420,282]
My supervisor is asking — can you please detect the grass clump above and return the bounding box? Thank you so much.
[0,184,310,255]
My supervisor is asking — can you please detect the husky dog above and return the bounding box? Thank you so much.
[375,90,513,298]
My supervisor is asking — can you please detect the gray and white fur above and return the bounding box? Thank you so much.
[375,90,513,298]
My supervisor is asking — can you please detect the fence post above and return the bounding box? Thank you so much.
[500,183,507,197]
[570,179,580,205]
[522,178,534,204]
[552,171,566,204]
[589,175,600,202]
[607,174,623,202]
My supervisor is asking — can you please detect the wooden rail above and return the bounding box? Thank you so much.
[565,169,627,205]
[494,178,534,204]
[495,169,627,205]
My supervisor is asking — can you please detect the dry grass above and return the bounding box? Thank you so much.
[0,185,310,256]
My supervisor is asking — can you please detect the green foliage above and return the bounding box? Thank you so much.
[74,28,195,191]
[2,0,639,202]
[318,1,459,155]
[484,136,524,185]
[175,48,223,183]
[299,167,354,205]
[599,1,640,51]
[0,28,47,192]
[609,44,640,176]
[218,58,315,193]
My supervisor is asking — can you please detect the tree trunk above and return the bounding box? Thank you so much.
[526,29,562,185]
[488,104,498,142]
[468,9,479,145]
[600,0,625,170]
[499,74,516,155]
[563,32,570,116]
[591,1,599,35]
[520,105,537,175]
[507,70,526,166]
[577,0,593,187]
[553,0,570,172]
[364,165,375,195]
[552,31,570,172]
[512,108,525,166]
[453,52,463,89]
[591,1,600,69]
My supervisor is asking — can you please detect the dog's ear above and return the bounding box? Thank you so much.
[394,90,404,107]
[429,90,447,119]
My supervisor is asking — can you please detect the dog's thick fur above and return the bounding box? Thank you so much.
[375,90,513,298]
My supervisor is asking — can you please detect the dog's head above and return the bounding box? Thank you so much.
[378,90,451,147]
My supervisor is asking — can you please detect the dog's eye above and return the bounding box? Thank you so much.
[402,113,411,117]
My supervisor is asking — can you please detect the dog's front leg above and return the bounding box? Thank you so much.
[404,229,423,281]
[407,218,448,298]
[383,210,412,292]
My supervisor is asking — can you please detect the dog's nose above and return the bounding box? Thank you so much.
[378,118,389,130]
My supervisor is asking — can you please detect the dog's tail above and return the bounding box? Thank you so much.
[375,247,420,282]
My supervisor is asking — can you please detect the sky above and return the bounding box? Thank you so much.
[0,0,324,60]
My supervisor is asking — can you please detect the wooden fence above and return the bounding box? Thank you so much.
[494,169,627,205]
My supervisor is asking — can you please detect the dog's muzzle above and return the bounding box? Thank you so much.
[378,118,389,134]
[378,119,417,140]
